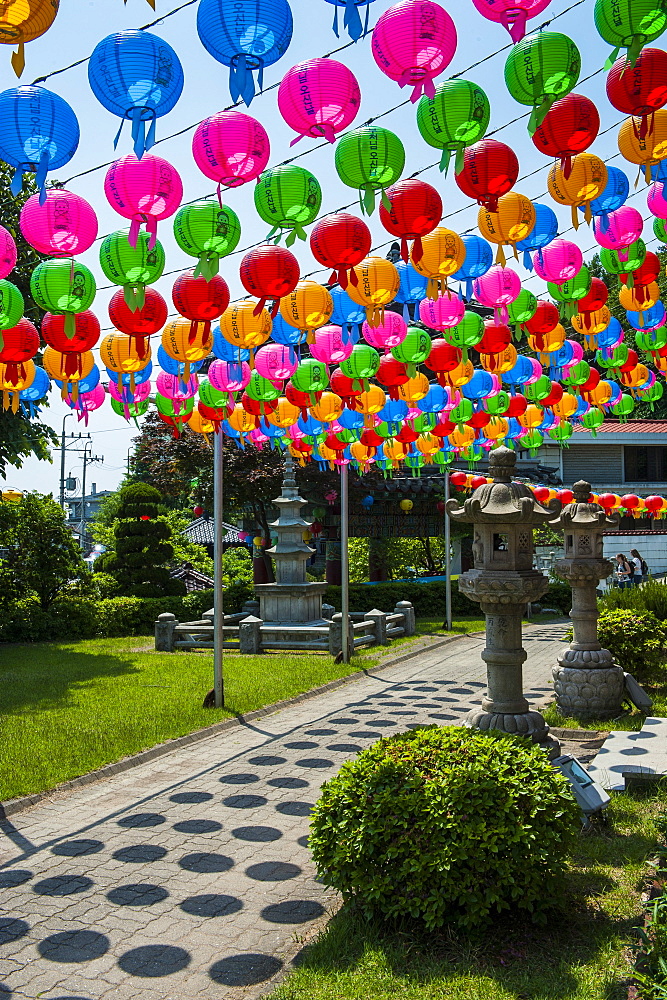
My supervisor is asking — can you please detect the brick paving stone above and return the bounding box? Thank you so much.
[0,624,566,1000]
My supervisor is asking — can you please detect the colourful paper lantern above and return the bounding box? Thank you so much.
[594,0,667,67]
[515,202,558,271]
[173,201,241,280]
[504,31,581,134]
[105,153,183,249]
[20,189,97,257]
[455,139,519,212]
[378,178,442,262]
[309,212,372,288]
[618,109,667,181]
[477,191,536,265]
[192,111,270,190]
[240,245,300,316]
[335,125,405,215]
[410,227,466,297]
[31,259,95,337]
[0,226,16,280]
[278,58,361,144]
[254,165,322,245]
[471,0,551,42]
[173,270,230,336]
[607,47,667,138]
[100,230,165,310]
[0,0,59,77]
[547,152,608,227]
[0,85,79,202]
[416,79,490,172]
[88,30,184,156]
[531,92,600,177]
[371,0,457,101]
[324,0,378,41]
[197,0,293,105]
[346,256,400,326]
[42,311,100,379]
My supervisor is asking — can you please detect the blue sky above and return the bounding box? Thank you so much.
[1,0,642,496]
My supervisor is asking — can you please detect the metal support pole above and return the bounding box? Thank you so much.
[59,413,72,509]
[79,442,90,550]
[340,460,350,663]
[444,470,453,632]
[213,429,225,708]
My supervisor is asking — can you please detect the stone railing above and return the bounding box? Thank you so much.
[154,600,415,657]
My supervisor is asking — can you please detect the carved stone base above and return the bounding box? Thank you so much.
[465,707,560,758]
[552,662,625,719]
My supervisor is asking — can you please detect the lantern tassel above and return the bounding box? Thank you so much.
[229,54,258,107]
[11,41,25,77]
[35,150,49,205]
[502,9,527,43]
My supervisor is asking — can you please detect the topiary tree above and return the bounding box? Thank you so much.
[101,484,185,597]
[309,726,580,931]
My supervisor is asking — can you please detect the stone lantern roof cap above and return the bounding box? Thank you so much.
[446,446,561,525]
[549,480,620,530]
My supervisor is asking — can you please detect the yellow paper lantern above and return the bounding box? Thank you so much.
[399,498,414,512]
[439,359,474,388]
[267,397,300,429]
[42,348,94,401]
[449,425,475,449]
[410,227,466,299]
[384,439,406,463]
[310,391,343,423]
[479,344,518,373]
[395,372,430,404]
[228,402,258,433]
[100,332,150,375]
[346,256,400,327]
[358,384,386,414]
[350,441,376,464]
[188,410,215,436]
[552,393,578,419]
[0,0,59,76]
[279,280,333,338]
[416,433,440,461]
[529,322,566,354]
[0,358,34,410]
[571,308,611,336]
[517,404,544,429]
[623,364,650,388]
[162,317,214,383]
[478,192,535,266]
[618,111,667,181]
[485,416,508,439]
[586,381,613,406]
[619,282,661,317]
[547,153,607,227]
[1,488,23,502]
[219,301,272,352]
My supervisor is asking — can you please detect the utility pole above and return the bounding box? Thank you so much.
[59,413,73,508]
[79,444,103,551]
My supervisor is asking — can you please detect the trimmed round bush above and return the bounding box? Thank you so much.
[309,726,580,930]
[596,609,667,681]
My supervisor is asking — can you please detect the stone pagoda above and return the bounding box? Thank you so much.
[446,446,562,755]
[254,453,328,625]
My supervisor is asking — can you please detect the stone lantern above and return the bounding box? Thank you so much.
[549,480,624,719]
[446,446,562,754]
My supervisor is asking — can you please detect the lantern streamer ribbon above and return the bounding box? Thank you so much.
[397,69,436,103]
[501,10,527,43]
[229,54,263,107]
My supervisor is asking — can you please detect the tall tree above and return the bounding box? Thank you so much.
[0,161,57,471]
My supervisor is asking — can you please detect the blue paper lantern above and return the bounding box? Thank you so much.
[197,0,293,106]
[394,261,428,320]
[627,301,666,330]
[329,285,366,338]
[597,317,624,349]
[417,384,449,412]
[323,0,377,40]
[20,365,50,417]
[450,235,493,300]
[462,369,496,399]
[502,356,536,389]
[105,363,152,388]
[212,327,251,362]
[337,407,364,430]
[580,165,629,219]
[0,85,79,203]
[361,494,374,508]
[88,30,184,158]
[270,312,308,346]
[55,366,101,394]
[157,346,206,377]
[516,203,558,271]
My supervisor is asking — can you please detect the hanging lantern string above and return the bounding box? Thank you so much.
[59,0,590,192]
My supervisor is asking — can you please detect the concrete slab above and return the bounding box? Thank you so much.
[588,717,667,790]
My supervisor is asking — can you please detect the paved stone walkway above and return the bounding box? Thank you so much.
[0,623,566,1000]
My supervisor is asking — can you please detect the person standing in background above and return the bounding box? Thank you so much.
[630,549,646,587]
[615,553,632,588]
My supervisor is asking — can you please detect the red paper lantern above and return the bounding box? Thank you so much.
[360,427,385,447]
[531,93,600,178]
[469,410,491,429]
[193,505,204,517]
[198,401,231,429]
[239,245,300,315]
[558,488,574,503]
[173,270,230,338]
[540,381,564,407]
[645,495,663,513]
[329,369,363,407]
[455,139,519,212]
[41,312,100,379]
[578,368,601,393]
[505,393,528,417]
[450,471,467,486]
[309,213,371,289]
[425,339,463,383]
[470,475,487,489]
[524,300,560,336]
[0,318,39,385]
[606,48,667,139]
[241,393,278,417]
[619,348,639,372]
[577,277,608,314]
[396,425,419,443]
[477,320,512,354]
[433,418,456,436]
[311,520,323,535]
[533,486,551,502]
[374,356,410,399]
[325,433,348,451]
[598,492,616,509]
[621,251,661,296]
[108,287,168,359]
[620,493,640,510]
[378,178,442,263]
[286,382,323,417]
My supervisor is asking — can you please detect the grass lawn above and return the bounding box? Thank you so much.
[271,790,667,1000]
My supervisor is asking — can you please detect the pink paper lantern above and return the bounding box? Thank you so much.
[419,291,465,331]
[248,428,270,447]
[208,359,251,393]
[20,189,98,258]
[371,0,457,102]
[156,372,199,400]
[593,205,643,250]
[470,0,552,42]
[310,324,355,364]
[473,265,521,323]
[361,312,407,349]
[104,153,183,249]
[192,111,270,190]
[533,239,583,284]
[278,58,361,145]
[0,225,17,279]
[108,379,151,404]
[254,343,298,380]
[524,357,544,384]
[67,383,106,418]
[286,423,305,440]
[648,182,667,220]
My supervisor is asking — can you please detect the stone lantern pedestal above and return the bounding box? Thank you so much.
[549,481,624,719]
[446,446,562,755]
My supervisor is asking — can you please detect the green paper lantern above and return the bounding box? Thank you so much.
[611,393,636,418]
[653,217,667,243]
[339,344,381,388]
[99,230,165,311]
[110,397,149,423]
[173,201,241,280]
[291,358,329,398]
[636,327,667,351]
[523,375,553,403]
[411,412,438,432]
[198,380,229,409]
[484,389,511,414]
[600,240,646,276]
[31,259,96,337]
[561,360,591,387]
[581,409,605,435]
[245,371,281,402]
[390,327,431,375]
[504,32,581,134]
[155,393,195,419]
[254,165,322,245]
[549,422,573,444]
[638,381,664,408]
[0,280,24,332]
[596,344,629,371]
[450,398,474,425]
[547,265,591,320]
[444,310,484,360]
[594,0,667,67]
[416,79,491,173]
[335,126,405,215]
[517,430,543,454]
[507,288,537,334]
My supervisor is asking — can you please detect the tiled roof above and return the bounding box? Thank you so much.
[183,517,244,546]
[573,421,667,434]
